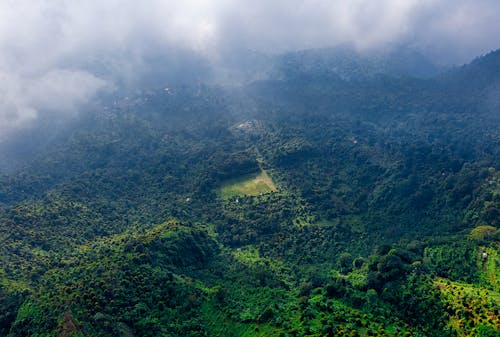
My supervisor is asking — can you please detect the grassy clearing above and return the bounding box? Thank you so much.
[220,169,276,199]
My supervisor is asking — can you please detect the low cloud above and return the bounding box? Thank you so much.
[0,0,499,139]
[0,69,106,140]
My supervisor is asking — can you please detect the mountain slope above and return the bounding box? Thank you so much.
[1,49,499,336]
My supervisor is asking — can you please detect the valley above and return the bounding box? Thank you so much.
[1,49,499,336]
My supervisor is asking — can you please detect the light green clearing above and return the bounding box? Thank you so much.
[220,169,276,199]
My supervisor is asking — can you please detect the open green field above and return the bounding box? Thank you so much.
[220,169,276,199]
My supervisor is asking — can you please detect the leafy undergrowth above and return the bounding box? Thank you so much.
[8,220,219,337]
[436,279,500,336]
[201,283,417,337]
[201,300,275,337]
[432,237,500,336]
[476,243,500,291]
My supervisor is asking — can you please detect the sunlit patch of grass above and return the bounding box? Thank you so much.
[435,278,500,336]
[220,170,276,199]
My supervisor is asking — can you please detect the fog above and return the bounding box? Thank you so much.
[0,0,499,152]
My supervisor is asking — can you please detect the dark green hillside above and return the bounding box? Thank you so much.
[7,221,217,336]
[1,50,499,336]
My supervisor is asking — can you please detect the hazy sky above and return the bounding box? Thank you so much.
[1,0,499,139]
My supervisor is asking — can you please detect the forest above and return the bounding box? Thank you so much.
[0,48,499,336]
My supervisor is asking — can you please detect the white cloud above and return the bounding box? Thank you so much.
[0,69,106,139]
[0,0,499,139]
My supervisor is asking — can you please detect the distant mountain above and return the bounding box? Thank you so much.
[440,49,500,91]
[272,44,444,81]
[431,49,500,117]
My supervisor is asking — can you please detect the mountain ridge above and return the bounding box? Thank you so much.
[0,47,499,336]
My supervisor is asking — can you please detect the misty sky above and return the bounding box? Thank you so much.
[1,0,500,140]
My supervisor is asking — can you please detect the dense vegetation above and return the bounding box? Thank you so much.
[1,49,499,336]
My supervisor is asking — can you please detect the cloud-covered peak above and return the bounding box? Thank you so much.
[0,0,499,139]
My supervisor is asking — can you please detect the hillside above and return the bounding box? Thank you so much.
[1,49,499,336]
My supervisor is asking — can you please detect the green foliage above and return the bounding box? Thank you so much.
[423,239,479,283]
[436,279,500,336]
[470,225,498,242]
[0,282,29,336]
[1,50,500,336]
[8,221,218,336]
